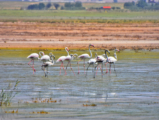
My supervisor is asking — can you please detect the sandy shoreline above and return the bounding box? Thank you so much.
[0,22,159,50]
[1,41,159,50]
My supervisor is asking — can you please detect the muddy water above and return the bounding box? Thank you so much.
[0,49,159,120]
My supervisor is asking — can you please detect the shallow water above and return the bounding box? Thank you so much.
[0,49,159,120]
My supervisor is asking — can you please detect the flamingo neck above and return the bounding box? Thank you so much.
[39,51,44,58]
[65,47,69,56]
[89,45,92,58]
[50,56,55,64]
[51,57,54,64]
[105,51,108,62]
[114,50,117,59]
[95,53,97,58]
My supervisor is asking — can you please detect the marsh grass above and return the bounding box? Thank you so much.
[0,80,20,107]
[0,18,159,24]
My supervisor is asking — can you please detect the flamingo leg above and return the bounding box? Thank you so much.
[59,62,62,75]
[28,59,33,69]
[41,65,46,77]
[93,64,96,78]
[77,59,82,74]
[45,67,47,77]
[113,63,117,76]
[62,62,67,75]
[86,64,91,77]
[100,64,102,73]
[109,63,111,74]
[32,60,36,74]
[83,59,86,74]
[96,64,99,75]
[66,61,70,69]
[70,62,75,76]
[44,66,48,77]
[101,62,103,77]
[28,59,35,74]
[105,62,108,74]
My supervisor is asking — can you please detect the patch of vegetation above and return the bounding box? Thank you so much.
[0,18,159,24]
[0,80,20,107]
[62,2,85,10]
[0,9,159,20]
[124,0,159,11]
[53,3,60,10]
[27,3,45,10]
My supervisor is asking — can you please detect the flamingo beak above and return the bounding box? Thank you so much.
[91,44,94,47]
[67,48,69,51]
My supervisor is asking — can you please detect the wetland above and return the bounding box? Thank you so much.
[0,49,159,120]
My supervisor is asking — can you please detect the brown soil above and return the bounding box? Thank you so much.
[0,22,159,50]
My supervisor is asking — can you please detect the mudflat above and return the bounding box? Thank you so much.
[0,22,159,50]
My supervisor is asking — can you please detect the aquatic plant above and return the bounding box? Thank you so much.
[0,80,20,107]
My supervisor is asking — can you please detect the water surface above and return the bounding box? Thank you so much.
[0,49,159,120]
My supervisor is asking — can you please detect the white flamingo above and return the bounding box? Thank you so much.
[85,53,97,77]
[65,53,78,76]
[27,53,40,74]
[106,48,119,75]
[95,49,110,77]
[41,54,55,77]
[56,47,69,75]
[40,52,53,63]
[77,44,94,74]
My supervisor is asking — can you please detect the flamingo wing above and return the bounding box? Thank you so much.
[27,53,39,59]
[41,55,50,61]
[56,56,66,62]
[108,56,117,63]
[44,61,54,66]
[97,55,105,62]
[78,54,90,59]
[87,58,96,64]
[64,55,71,61]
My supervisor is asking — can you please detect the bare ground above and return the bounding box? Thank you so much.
[0,22,159,50]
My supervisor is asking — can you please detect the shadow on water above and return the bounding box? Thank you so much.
[0,49,159,119]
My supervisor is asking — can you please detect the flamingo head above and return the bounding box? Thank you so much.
[105,49,110,54]
[97,56,100,60]
[70,54,74,60]
[66,47,69,51]
[39,51,44,57]
[89,44,94,47]
[50,54,55,59]
[73,54,78,59]
[49,52,53,56]
[115,48,119,52]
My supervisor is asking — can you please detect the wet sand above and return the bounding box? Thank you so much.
[0,22,159,50]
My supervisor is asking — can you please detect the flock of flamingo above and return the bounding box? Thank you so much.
[27,44,119,78]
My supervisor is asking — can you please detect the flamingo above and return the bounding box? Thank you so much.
[77,44,94,74]
[40,52,53,63]
[65,53,78,76]
[106,48,119,75]
[85,53,97,77]
[27,53,40,74]
[56,47,69,75]
[95,49,110,77]
[41,54,55,77]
